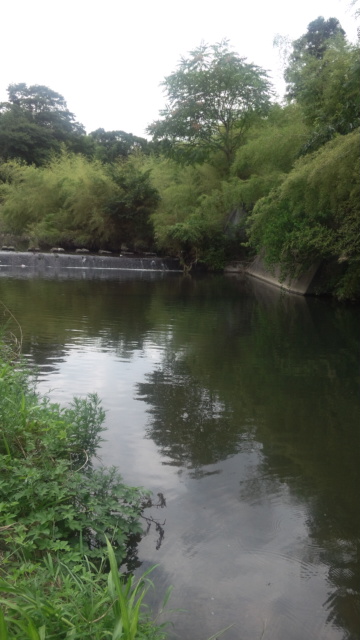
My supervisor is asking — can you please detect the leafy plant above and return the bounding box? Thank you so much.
[148,39,273,169]
[0,151,159,251]
[247,129,360,299]
[0,340,155,571]
[0,541,170,639]
[0,334,172,638]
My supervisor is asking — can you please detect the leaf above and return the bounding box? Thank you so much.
[0,608,9,640]
[112,618,124,640]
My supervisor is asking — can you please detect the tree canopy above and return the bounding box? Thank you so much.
[285,16,346,100]
[147,40,273,169]
[288,16,345,62]
[284,17,359,150]
[89,128,150,163]
[0,153,159,251]
[0,84,86,165]
[4,83,84,136]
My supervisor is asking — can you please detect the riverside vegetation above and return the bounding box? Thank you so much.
[0,16,359,299]
[0,324,172,639]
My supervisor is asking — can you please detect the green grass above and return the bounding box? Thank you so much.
[0,544,171,639]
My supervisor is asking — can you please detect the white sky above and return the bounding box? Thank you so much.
[1,0,358,137]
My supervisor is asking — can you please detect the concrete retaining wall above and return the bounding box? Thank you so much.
[0,251,181,276]
[245,254,319,295]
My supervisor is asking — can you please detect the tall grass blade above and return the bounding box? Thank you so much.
[0,608,9,640]
[106,537,130,635]
[112,618,123,640]
[2,434,11,457]
[26,619,42,640]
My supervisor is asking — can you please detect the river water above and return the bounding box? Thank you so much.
[0,270,359,640]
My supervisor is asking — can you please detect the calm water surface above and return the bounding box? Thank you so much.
[1,270,359,640]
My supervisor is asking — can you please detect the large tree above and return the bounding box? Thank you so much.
[147,40,273,170]
[0,84,86,165]
[285,17,346,100]
[284,18,359,149]
[5,83,84,137]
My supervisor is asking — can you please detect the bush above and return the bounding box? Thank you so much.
[0,371,149,567]
[0,152,159,251]
[247,130,360,300]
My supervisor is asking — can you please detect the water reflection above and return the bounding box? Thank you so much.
[138,362,239,467]
[0,273,359,639]
[136,277,360,638]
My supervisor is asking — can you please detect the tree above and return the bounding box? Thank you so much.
[0,106,57,165]
[290,16,345,60]
[5,83,85,138]
[284,18,359,151]
[0,84,86,165]
[147,40,273,170]
[105,160,160,249]
[89,129,149,163]
[285,17,346,100]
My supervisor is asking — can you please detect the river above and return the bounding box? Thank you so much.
[0,269,359,640]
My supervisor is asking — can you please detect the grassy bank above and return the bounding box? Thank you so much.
[0,332,169,639]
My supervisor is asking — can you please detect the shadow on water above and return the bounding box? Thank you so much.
[0,272,359,639]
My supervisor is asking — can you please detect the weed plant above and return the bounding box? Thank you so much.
[0,331,168,639]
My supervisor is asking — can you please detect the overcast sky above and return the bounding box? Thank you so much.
[1,0,358,137]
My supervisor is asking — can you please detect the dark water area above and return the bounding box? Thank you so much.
[0,271,359,640]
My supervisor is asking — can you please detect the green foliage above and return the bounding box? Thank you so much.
[147,105,311,270]
[148,39,273,169]
[287,16,345,65]
[147,156,230,269]
[285,16,346,105]
[148,104,309,269]
[158,213,226,272]
[5,84,84,135]
[0,153,115,247]
[0,106,58,167]
[233,105,309,177]
[0,335,168,638]
[247,129,360,299]
[300,40,360,149]
[90,129,150,163]
[0,153,159,251]
[0,351,152,569]
[0,84,86,166]
[149,156,218,223]
[105,159,160,249]
[229,104,310,210]
[284,18,359,151]
[0,543,169,639]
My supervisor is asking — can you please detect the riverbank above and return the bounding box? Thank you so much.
[0,336,168,638]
